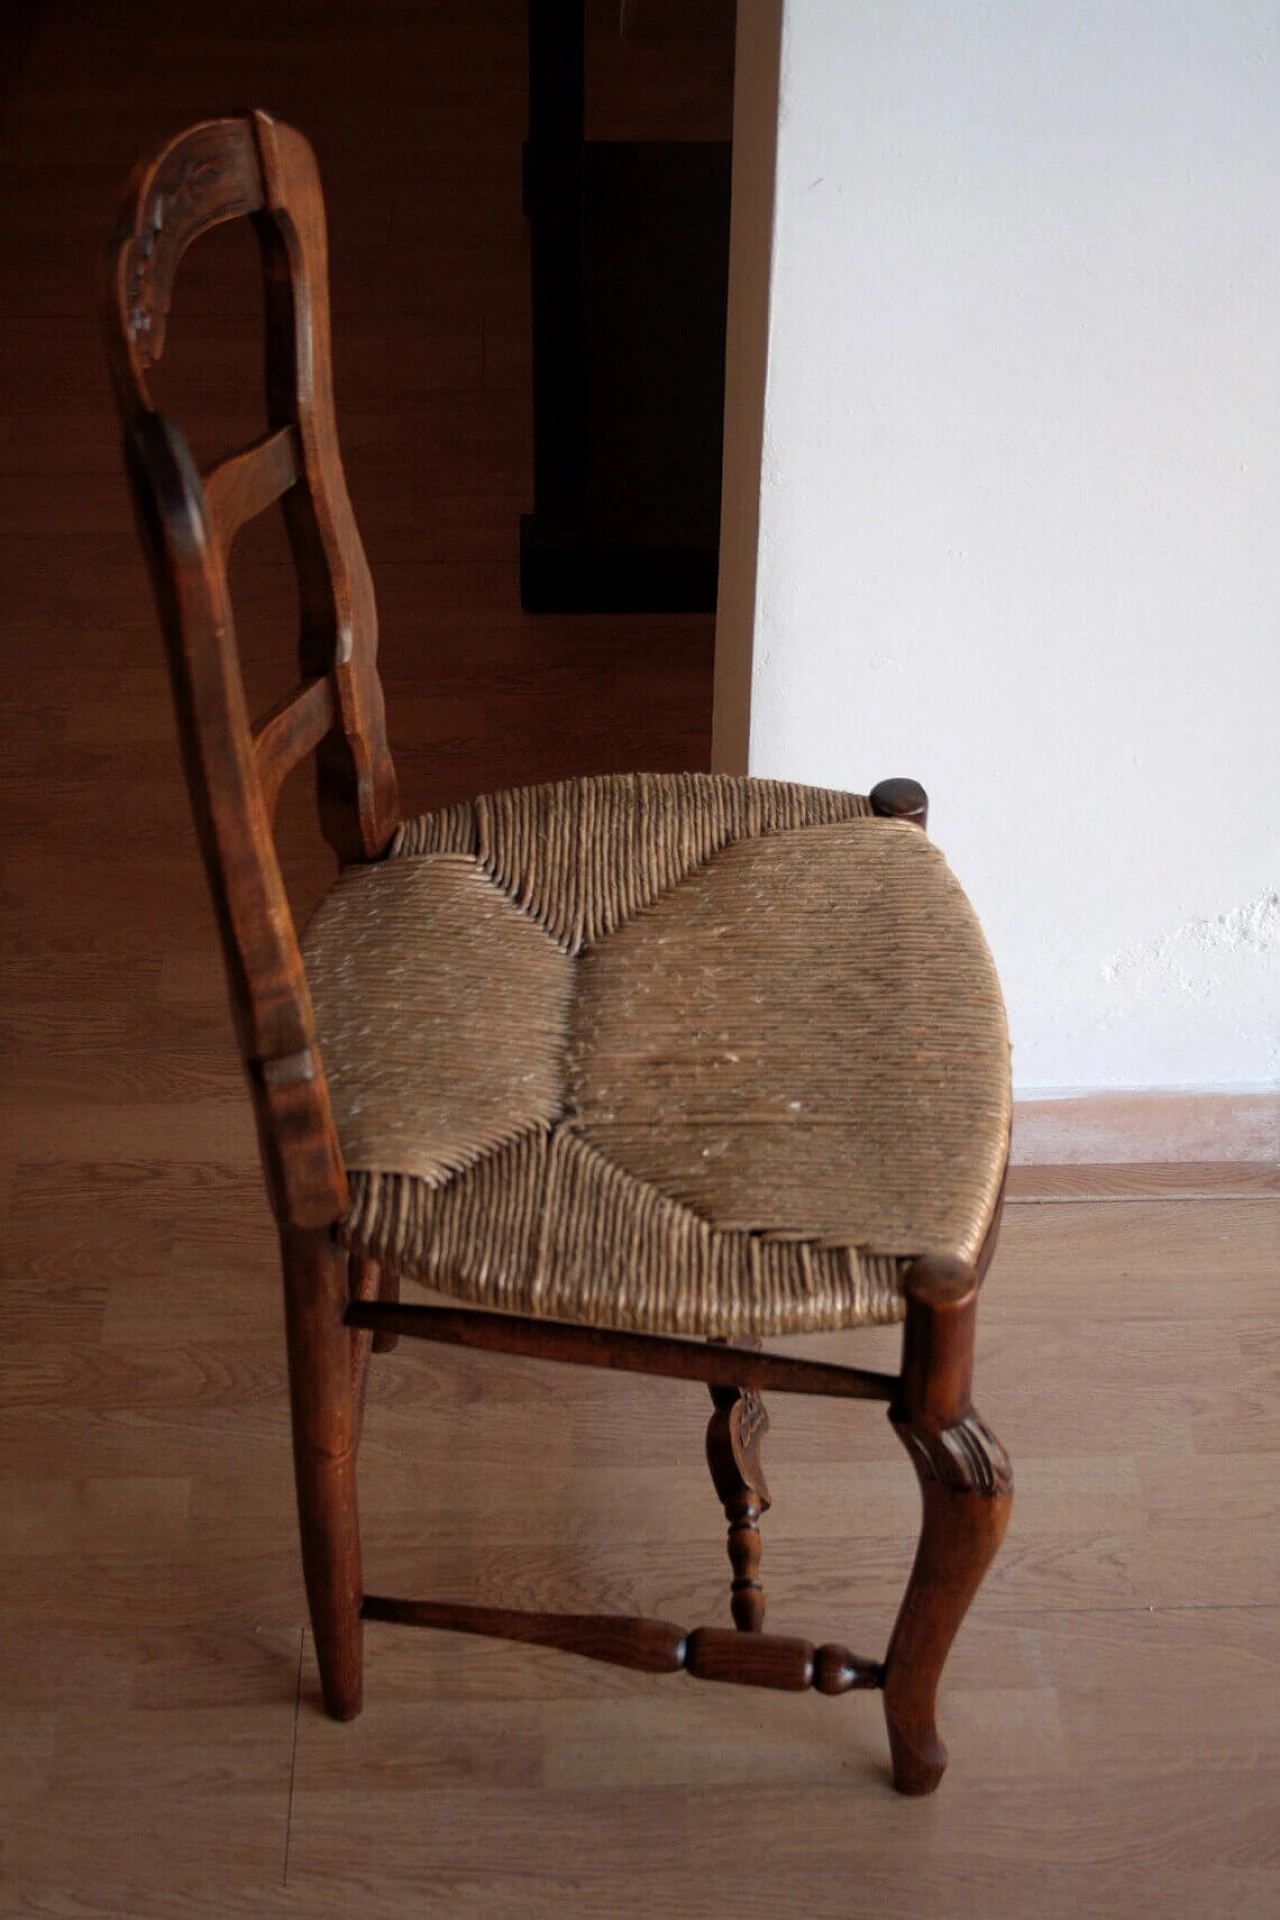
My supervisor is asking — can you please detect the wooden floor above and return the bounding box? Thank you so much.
[2,3,1278,1914]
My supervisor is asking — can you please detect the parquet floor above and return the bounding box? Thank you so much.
[2,4,1278,1915]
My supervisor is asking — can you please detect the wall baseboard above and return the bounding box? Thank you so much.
[1011,1091,1280,1164]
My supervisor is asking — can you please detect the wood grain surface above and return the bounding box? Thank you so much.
[2,1,1277,1914]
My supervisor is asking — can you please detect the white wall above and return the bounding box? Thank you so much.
[714,0,1280,1094]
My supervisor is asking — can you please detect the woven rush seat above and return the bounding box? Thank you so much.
[302,772,1011,1338]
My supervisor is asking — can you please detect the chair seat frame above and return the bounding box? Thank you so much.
[104,111,1012,1796]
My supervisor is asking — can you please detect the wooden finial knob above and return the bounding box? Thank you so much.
[902,1253,978,1310]
[869,778,928,829]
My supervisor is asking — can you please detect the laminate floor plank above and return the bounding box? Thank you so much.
[1007,1161,1280,1199]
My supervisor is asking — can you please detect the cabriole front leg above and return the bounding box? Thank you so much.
[882,1257,1012,1795]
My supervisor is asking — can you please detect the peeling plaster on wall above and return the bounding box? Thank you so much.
[1101,890,1280,995]
[1095,890,1280,1075]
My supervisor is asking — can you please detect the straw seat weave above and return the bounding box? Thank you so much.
[301,773,1011,1337]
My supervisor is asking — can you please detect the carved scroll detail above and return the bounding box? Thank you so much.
[127,155,229,357]
[707,1379,772,1632]
[902,1411,1012,1497]
[122,125,261,366]
[732,1387,769,1462]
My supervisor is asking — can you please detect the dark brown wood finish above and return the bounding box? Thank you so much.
[117,407,348,1230]
[203,424,299,554]
[706,1338,772,1632]
[343,1299,899,1401]
[361,1598,881,1694]
[869,777,929,830]
[104,114,1012,1794]
[882,1257,1013,1794]
[252,111,400,867]
[369,1257,402,1356]
[105,112,384,1732]
[251,676,338,821]
[103,117,266,398]
[102,111,403,1233]
[347,1250,383,1425]
[281,1224,363,1722]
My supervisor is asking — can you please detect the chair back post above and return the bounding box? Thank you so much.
[251,111,399,864]
[102,112,399,1227]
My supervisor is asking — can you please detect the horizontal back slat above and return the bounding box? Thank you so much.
[253,675,338,818]
[204,426,299,555]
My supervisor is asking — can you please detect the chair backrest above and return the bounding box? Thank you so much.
[103,111,400,1229]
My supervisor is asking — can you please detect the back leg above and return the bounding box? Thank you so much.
[281,1224,364,1720]
[371,1256,401,1353]
[706,1342,771,1632]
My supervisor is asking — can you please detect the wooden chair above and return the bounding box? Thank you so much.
[103,112,1013,1796]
